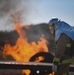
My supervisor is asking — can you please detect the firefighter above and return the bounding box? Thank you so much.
[48,18,74,75]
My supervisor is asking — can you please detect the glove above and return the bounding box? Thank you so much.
[52,64,57,73]
[52,57,60,73]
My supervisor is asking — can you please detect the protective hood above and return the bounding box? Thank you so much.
[55,21,74,41]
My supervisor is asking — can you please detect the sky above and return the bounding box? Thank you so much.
[0,0,74,31]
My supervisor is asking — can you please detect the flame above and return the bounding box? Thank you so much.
[3,21,48,62]
[35,56,45,62]
[22,69,31,75]
[49,72,54,75]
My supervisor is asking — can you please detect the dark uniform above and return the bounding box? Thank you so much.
[48,18,74,75]
[55,33,73,75]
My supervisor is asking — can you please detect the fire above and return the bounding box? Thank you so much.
[2,20,54,75]
[22,70,31,75]
[49,72,54,75]
[3,20,48,62]
[2,21,49,75]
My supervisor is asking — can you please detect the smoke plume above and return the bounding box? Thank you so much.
[0,0,44,31]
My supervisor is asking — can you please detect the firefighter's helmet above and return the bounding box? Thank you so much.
[48,18,59,25]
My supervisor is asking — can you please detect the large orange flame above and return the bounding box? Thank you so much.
[3,20,48,62]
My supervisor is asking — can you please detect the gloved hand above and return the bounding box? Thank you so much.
[52,61,58,73]
[52,64,57,73]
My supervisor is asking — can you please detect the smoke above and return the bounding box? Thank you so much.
[0,0,21,31]
[0,0,44,31]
